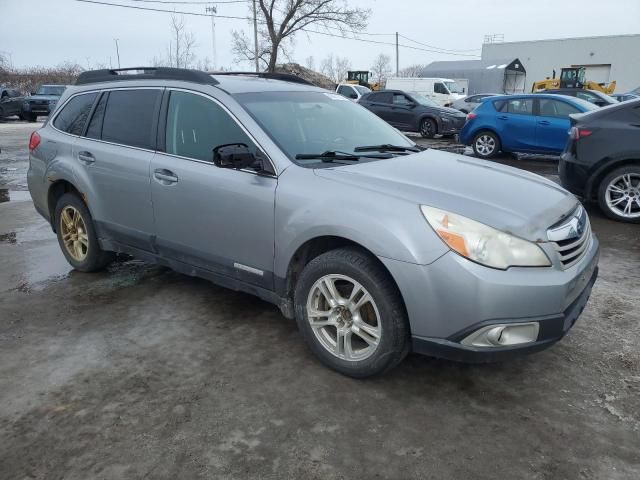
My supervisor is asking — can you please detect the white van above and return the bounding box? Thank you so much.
[384,77,465,107]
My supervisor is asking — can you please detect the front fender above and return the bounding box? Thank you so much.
[273,167,449,279]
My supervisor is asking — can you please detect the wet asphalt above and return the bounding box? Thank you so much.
[1,120,639,479]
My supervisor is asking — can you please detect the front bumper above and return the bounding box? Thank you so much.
[24,102,52,115]
[380,234,600,362]
[439,116,466,135]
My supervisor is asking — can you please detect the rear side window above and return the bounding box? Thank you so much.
[165,90,253,163]
[495,98,533,115]
[86,93,107,139]
[53,93,97,136]
[101,89,161,149]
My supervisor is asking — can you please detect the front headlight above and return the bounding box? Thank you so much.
[421,205,551,269]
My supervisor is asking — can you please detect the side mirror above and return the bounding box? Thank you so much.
[213,143,261,171]
[407,102,417,108]
[30,91,36,95]
[349,93,358,99]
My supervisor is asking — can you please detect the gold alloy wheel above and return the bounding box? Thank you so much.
[60,206,89,261]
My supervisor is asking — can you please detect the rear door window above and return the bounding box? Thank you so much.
[496,98,534,115]
[86,93,107,139]
[101,89,162,149]
[369,92,392,104]
[53,92,98,136]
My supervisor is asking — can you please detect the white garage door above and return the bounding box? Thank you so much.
[574,64,611,84]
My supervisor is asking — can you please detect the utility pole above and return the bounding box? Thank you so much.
[252,0,259,72]
[395,32,399,76]
[113,38,121,68]
[205,4,217,70]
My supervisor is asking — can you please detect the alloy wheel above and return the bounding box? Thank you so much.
[475,134,496,156]
[59,206,89,261]
[605,173,640,219]
[306,274,381,361]
[421,120,433,137]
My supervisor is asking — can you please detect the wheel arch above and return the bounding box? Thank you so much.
[279,235,408,323]
[47,180,87,232]
[586,157,640,200]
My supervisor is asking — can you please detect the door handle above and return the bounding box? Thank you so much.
[497,115,508,120]
[537,120,551,126]
[153,168,178,185]
[77,151,95,165]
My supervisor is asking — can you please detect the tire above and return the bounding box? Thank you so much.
[420,118,437,139]
[597,165,640,223]
[294,247,410,378]
[472,130,500,159]
[54,193,115,271]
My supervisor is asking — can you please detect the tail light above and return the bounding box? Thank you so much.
[28,131,41,151]
[569,127,592,140]
[466,112,477,121]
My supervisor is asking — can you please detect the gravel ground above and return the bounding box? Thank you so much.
[1,120,639,479]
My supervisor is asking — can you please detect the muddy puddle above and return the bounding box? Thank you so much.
[0,189,31,203]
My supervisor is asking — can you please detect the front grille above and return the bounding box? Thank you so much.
[548,206,591,269]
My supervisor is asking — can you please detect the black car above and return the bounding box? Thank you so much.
[560,98,640,223]
[0,87,25,119]
[540,88,618,107]
[22,84,67,121]
[358,90,467,138]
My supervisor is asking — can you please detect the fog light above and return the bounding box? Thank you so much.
[461,322,539,348]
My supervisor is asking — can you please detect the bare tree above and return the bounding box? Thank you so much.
[304,55,315,71]
[232,1,370,72]
[166,14,196,68]
[320,54,351,84]
[399,64,426,77]
[370,53,392,84]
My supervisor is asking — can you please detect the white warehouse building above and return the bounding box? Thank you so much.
[422,34,640,95]
[482,34,640,93]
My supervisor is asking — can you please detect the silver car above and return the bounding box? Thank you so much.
[451,93,499,113]
[27,68,599,377]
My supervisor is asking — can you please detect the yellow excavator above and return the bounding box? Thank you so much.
[532,67,616,94]
[346,71,382,91]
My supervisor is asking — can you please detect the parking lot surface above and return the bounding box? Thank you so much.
[1,121,639,479]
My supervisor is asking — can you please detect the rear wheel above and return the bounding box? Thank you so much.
[472,131,500,159]
[598,166,640,223]
[54,193,115,271]
[420,118,437,138]
[294,247,410,378]
[27,113,38,122]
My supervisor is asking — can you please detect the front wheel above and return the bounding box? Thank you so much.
[597,166,640,223]
[54,193,115,271]
[472,131,500,159]
[294,247,410,378]
[420,118,437,138]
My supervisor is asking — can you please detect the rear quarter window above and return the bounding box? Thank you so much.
[53,93,98,136]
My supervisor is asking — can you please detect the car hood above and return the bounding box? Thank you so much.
[314,150,579,242]
[419,105,466,116]
[27,94,60,102]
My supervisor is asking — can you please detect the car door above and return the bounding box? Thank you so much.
[150,89,276,289]
[535,98,581,153]
[493,98,537,151]
[72,88,161,251]
[363,92,395,125]
[390,93,417,130]
[337,85,358,101]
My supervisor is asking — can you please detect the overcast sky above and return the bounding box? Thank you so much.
[1,0,639,72]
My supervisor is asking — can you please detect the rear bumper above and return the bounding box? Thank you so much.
[411,266,598,362]
[559,151,590,198]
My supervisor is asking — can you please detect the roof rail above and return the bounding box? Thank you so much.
[75,67,219,86]
[209,71,314,86]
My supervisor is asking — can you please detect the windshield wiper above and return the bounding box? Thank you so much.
[295,151,361,162]
[354,144,421,153]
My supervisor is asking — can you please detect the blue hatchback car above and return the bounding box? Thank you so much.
[459,94,598,159]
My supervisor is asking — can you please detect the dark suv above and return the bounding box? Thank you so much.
[358,90,467,138]
[22,84,67,121]
[560,98,640,222]
[0,87,25,119]
[541,88,618,107]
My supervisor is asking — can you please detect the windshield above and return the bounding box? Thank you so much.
[36,85,66,96]
[443,81,461,94]
[410,93,438,107]
[237,91,414,167]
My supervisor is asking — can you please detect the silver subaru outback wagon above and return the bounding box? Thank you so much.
[27,68,599,377]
